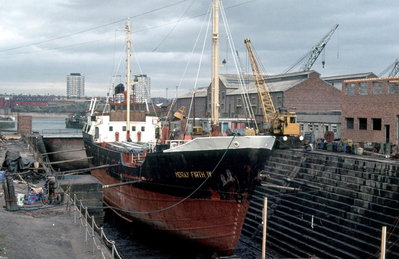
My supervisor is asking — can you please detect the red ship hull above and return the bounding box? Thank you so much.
[92,167,249,254]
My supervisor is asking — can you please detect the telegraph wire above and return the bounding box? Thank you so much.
[0,0,258,56]
[1,0,257,55]
[0,0,189,53]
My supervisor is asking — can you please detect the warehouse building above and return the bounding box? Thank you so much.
[174,71,342,138]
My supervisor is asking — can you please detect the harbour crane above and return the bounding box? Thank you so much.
[244,38,300,136]
[284,24,339,73]
[379,58,399,77]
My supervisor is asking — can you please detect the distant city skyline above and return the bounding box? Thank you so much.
[133,74,151,103]
[66,73,85,98]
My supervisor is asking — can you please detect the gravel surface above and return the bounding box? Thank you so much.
[0,139,111,259]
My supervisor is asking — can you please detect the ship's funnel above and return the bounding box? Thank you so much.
[114,83,125,95]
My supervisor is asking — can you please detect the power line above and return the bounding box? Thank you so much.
[0,0,189,53]
[0,0,258,56]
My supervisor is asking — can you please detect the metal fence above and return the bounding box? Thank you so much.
[65,193,122,259]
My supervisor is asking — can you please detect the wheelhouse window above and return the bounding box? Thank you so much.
[122,126,126,131]
[358,118,367,130]
[141,126,145,131]
[95,127,99,139]
[109,126,113,131]
[132,126,136,131]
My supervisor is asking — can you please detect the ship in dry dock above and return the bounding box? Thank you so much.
[82,0,275,255]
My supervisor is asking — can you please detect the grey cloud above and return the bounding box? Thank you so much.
[0,0,398,97]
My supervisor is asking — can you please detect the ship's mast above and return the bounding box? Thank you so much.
[211,0,220,132]
[125,18,132,134]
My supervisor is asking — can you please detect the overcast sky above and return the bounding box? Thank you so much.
[1,0,398,98]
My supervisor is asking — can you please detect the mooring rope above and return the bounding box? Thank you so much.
[103,135,237,215]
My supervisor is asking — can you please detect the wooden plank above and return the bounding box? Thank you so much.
[45,156,93,165]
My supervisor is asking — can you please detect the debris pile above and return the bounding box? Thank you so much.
[1,150,46,183]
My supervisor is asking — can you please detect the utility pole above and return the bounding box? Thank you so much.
[380,226,387,259]
[262,197,268,259]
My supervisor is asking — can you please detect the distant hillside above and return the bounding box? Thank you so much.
[12,102,89,113]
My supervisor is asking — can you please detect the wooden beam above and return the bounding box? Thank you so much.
[45,157,93,165]
[102,180,141,189]
[261,183,301,191]
[41,148,86,156]
[61,164,120,175]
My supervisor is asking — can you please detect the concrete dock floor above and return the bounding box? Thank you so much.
[0,138,110,259]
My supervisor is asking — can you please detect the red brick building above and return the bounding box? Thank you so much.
[175,71,343,137]
[341,77,399,146]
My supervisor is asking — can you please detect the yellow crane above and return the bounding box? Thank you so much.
[244,38,300,136]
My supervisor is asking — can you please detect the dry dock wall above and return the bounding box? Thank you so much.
[242,149,399,258]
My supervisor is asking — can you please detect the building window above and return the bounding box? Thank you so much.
[372,118,382,130]
[346,83,355,96]
[300,124,304,131]
[122,126,126,131]
[358,118,367,130]
[389,81,399,94]
[308,124,313,131]
[132,126,136,131]
[251,97,256,105]
[237,98,242,105]
[372,82,383,94]
[109,126,113,131]
[332,125,337,133]
[346,118,354,129]
[359,82,368,95]
[141,126,145,131]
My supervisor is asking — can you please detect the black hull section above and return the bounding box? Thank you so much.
[84,133,271,201]
[83,133,273,254]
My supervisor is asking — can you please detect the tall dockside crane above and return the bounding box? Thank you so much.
[244,38,300,136]
[284,24,339,73]
[379,58,399,77]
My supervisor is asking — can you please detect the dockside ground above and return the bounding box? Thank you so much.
[0,137,109,259]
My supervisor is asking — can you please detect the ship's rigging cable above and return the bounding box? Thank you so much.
[0,0,190,54]
[160,4,211,135]
[219,1,258,129]
[103,135,237,215]
[131,43,154,114]
[184,6,213,133]
[103,33,126,115]
[152,0,196,52]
